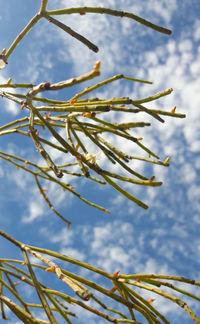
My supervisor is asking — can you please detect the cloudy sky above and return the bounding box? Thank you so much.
[0,1,200,323]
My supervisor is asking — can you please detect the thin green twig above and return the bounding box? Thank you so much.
[46,7,172,35]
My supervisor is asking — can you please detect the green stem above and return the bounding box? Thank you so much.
[0,90,23,105]
[46,7,172,35]
[42,288,130,323]
[125,284,169,324]
[45,293,73,324]
[0,275,30,315]
[134,103,164,123]
[42,13,99,52]
[119,274,200,286]
[0,117,29,131]
[101,173,148,209]
[150,109,186,118]
[70,74,152,103]
[5,13,42,59]
[21,249,58,324]
[34,175,71,227]
[40,0,48,13]
[103,170,162,187]
[0,83,35,88]
[132,88,173,105]
[119,279,200,323]
[29,124,63,178]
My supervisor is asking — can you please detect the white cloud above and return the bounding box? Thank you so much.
[60,247,85,261]
[22,201,44,223]
[0,75,18,115]
[194,19,200,41]
[41,226,74,246]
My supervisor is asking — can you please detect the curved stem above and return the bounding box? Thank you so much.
[5,13,42,60]
[46,7,172,35]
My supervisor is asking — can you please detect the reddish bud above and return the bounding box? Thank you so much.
[147,298,156,304]
[70,100,76,106]
[44,112,50,119]
[14,281,21,287]
[113,270,120,278]
[108,286,117,294]
[171,106,176,114]
[105,209,110,214]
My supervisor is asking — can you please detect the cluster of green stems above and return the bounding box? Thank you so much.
[0,230,200,324]
[0,64,186,224]
[1,1,198,323]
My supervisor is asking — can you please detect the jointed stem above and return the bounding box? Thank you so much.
[40,0,48,13]
[46,7,172,35]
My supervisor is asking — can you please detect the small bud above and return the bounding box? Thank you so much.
[57,172,64,178]
[69,100,76,106]
[84,152,100,164]
[45,266,55,273]
[83,112,91,118]
[0,54,7,70]
[7,78,12,84]
[147,298,156,304]
[21,102,27,110]
[44,112,50,119]
[14,281,21,287]
[108,286,118,294]
[77,154,82,161]
[164,157,170,165]
[171,106,176,114]
[149,176,155,182]
[93,61,101,73]
[43,82,51,90]
[113,270,120,278]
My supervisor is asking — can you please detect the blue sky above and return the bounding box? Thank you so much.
[0,1,200,323]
